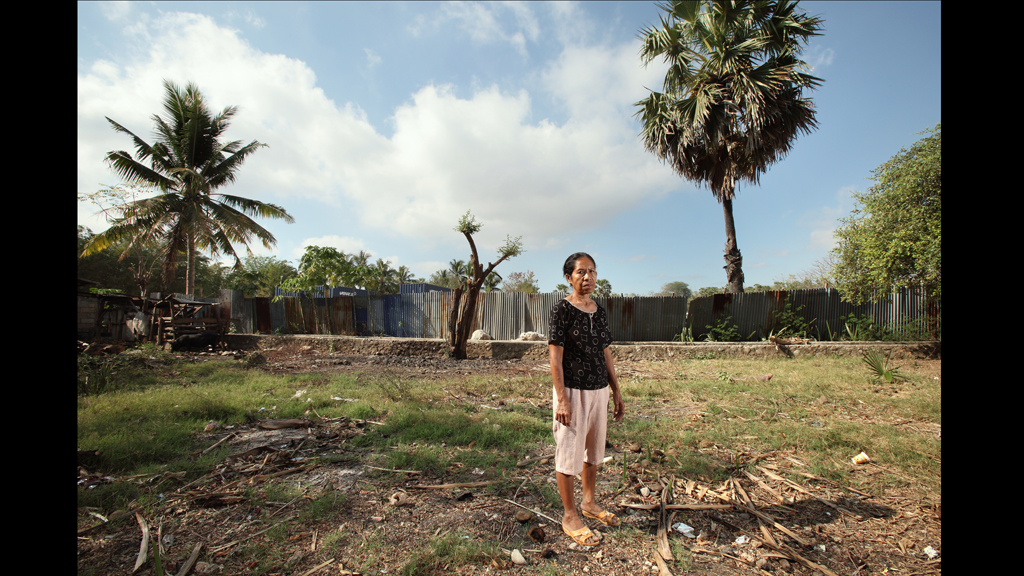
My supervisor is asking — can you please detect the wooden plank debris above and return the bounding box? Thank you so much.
[132,513,150,574]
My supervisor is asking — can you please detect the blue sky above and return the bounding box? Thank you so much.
[77,1,941,295]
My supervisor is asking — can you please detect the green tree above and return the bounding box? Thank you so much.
[367,258,400,295]
[427,269,458,290]
[831,124,941,303]
[225,256,297,297]
[448,211,524,359]
[696,286,724,298]
[277,246,366,299]
[78,224,200,297]
[593,279,613,297]
[81,80,294,296]
[395,265,422,286]
[555,283,570,293]
[79,183,168,297]
[482,271,503,292]
[448,259,472,286]
[660,281,693,300]
[635,0,824,293]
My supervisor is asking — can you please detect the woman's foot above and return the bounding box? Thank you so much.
[563,512,602,545]
[581,507,621,527]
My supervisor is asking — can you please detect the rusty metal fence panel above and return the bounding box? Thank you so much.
[686,286,940,341]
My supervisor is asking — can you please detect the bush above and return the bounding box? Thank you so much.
[768,301,815,340]
[705,316,742,342]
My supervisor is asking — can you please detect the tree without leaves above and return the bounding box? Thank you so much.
[447,211,524,359]
[635,0,824,293]
[502,271,539,293]
[79,183,166,298]
[80,79,294,296]
[831,124,940,304]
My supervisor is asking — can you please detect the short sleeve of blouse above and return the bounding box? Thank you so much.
[548,301,568,347]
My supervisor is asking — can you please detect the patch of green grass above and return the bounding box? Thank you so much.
[400,530,499,575]
[78,349,941,523]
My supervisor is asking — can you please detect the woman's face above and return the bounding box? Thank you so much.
[566,256,597,296]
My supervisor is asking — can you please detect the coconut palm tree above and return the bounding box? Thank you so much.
[448,258,471,287]
[395,265,422,286]
[482,271,502,292]
[368,258,399,294]
[81,80,294,296]
[635,0,823,293]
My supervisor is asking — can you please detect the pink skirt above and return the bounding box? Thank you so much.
[552,386,609,476]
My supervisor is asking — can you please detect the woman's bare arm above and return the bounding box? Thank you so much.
[604,346,624,421]
[550,344,572,426]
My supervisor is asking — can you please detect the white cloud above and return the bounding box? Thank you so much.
[99,1,132,21]
[800,186,857,252]
[364,48,381,69]
[409,1,541,57]
[78,10,683,258]
[244,10,266,29]
[805,45,835,71]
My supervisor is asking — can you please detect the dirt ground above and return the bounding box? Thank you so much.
[77,344,941,576]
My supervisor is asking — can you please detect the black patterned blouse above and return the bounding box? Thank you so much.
[547,299,614,390]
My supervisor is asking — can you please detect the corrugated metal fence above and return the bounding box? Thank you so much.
[218,290,688,341]
[685,286,940,341]
[219,286,939,342]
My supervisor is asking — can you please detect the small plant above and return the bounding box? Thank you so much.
[862,349,901,383]
[372,372,413,402]
[768,301,815,340]
[842,313,887,341]
[672,327,694,342]
[705,316,742,342]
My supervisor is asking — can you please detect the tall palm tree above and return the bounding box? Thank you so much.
[350,250,373,267]
[81,79,294,296]
[395,265,421,286]
[482,271,502,292]
[448,259,471,287]
[368,258,399,295]
[635,0,823,293]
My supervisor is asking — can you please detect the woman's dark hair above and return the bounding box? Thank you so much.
[563,252,596,278]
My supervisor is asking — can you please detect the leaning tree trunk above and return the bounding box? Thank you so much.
[722,198,744,294]
[448,286,465,358]
[448,280,483,360]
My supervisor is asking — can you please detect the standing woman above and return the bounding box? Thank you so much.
[548,252,625,547]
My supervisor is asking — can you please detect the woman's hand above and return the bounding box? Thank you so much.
[612,390,624,421]
[555,395,573,426]
[550,344,571,426]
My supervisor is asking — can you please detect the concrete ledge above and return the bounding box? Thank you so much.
[222,334,940,361]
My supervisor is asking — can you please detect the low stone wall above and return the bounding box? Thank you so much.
[222,334,940,361]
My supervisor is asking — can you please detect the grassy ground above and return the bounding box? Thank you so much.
[77,344,940,575]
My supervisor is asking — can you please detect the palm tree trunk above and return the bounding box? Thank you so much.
[187,234,197,297]
[722,198,745,294]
